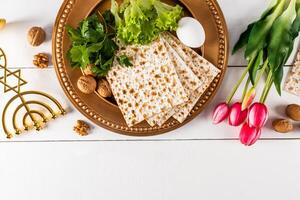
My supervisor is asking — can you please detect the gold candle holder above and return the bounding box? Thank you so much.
[0,48,66,139]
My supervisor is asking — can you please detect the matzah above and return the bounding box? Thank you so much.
[107,37,188,127]
[146,36,202,126]
[162,32,220,123]
[285,49,300,96]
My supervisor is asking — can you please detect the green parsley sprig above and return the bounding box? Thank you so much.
[66,12,132,77]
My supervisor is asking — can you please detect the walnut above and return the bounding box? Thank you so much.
[0,18,6,30]
[73,120,90,136]
[77,75,97,94]
[272,119,293,133]
[286,104,300,121]
[83,64,96,77]
[27,27,46,46]
[33,53,49,68]
[97,79,112,98]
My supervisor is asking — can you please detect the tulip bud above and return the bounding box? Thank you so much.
[239,122,261,146]
[228,102,248,126]
[212,102,230,124]
[242,87,256,110]
[248,103,268,128]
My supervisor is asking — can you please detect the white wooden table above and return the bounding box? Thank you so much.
[1,0,300,199]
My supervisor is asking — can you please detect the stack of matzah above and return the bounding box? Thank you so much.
[285,49,300,96]
[106,32,220,127]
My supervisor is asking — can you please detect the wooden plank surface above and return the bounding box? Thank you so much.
[0,0,299,141]
[1,141,300,200]
[1,1,300,200]
[1,67,299,141]
[0,0,298,68]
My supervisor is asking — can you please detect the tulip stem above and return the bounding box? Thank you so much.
[241,77,250,100]
[226,57,255,104]
[262,80,273,103]
[253,59,268,88]
[260,70,273,103]
[240,60,268,105]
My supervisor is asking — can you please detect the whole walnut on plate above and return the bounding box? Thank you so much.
[28,27,46,46]
[97,79,112,98]
[77,75,97,94]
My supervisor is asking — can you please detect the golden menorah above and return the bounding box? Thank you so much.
[0,48,66,139]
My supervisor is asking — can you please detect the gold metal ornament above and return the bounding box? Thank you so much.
[0,48,66,139]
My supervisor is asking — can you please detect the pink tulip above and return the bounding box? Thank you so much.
[242,87,256,110]
[239,122,261,146]
[228,102,248,126]
[248,103,268,128]
[212,102,230,124]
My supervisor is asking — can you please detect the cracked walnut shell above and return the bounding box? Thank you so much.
[33,53,49,68]
[73,120,90,136]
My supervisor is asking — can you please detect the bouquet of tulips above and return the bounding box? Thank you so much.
[213,0,300,146]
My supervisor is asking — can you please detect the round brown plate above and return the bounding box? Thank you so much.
[52,0,228,136]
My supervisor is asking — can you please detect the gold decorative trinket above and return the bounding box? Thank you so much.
[0,18,6,30]
[0,48,66,139]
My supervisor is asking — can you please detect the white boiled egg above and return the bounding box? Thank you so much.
[176,17,205,48]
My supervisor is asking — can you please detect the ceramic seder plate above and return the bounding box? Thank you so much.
[52,0,229,136]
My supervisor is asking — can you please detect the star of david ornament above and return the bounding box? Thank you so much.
[0,48,66,139]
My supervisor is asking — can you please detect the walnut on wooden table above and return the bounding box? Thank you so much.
[27,27,46,46]
[33,53,49,68]
[73,120,90,136]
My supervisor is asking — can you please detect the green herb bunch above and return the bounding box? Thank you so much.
[67,13,131,77]
[230,0,300,104]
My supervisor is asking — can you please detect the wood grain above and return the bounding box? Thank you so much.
[1,1,300,200]
[1,67,299,141]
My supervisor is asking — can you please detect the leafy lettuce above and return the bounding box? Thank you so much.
[111,0,183,44]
